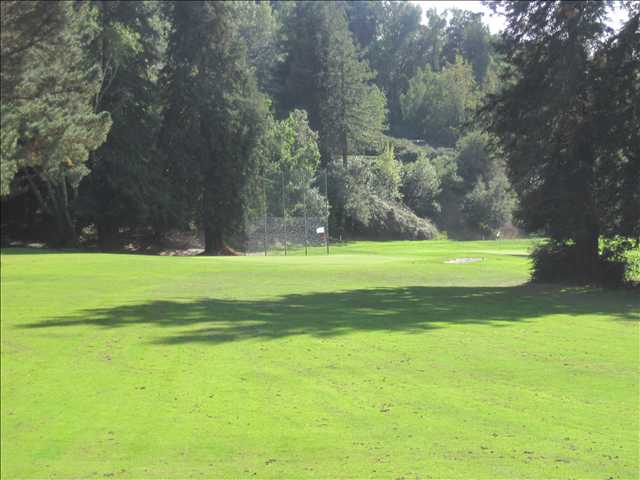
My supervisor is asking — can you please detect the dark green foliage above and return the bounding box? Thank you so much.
[532,238,638,287]
[462,172,515,239]
[442,9,492,84]
[590,10,640,242]
[328,151,437,240]
[344,1,382,50]
[485,1,639,281]
[244,109,326,220]
[368,2,424,130]
[599,238,640,287]
[281,2,386,165]
[0,1,112,245]
[235,1,282,99]
[5,0,634,261]
[352,195,438,240]
[0,1,66,104]
[400,58,478,147]
[386,137,435,163]
[455,131,494,189]
[76,1,170,247]
[401,155,441,219]
[530,241,583,284]
[159,1,268,253]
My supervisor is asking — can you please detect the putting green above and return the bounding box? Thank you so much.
[1,240,638,478]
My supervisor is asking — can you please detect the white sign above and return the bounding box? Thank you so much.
[316,226,325,234]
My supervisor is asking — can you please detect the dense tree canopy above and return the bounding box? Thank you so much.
[1,1,112,244]
[76,0,168,247]
[0,1,636,282]
[159,1,269,254]
[400,57,478,147]
[484,0,639,281]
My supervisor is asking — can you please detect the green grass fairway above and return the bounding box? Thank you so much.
[1,240,638,478]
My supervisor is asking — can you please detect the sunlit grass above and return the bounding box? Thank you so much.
[1,240,638,478]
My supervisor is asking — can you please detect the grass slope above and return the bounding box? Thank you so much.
[1,240,638,479]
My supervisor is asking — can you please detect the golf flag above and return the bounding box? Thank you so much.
[316,226,325,234]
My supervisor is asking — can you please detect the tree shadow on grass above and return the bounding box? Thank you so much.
[21,286,639,345]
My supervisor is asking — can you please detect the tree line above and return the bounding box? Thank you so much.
[1,1,638,283]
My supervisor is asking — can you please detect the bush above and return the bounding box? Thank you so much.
[329,157,438,240]
[401,155,441,219]
[355,196,438,240]
[530,241,579,284]
[601,237,640,286]
[386,136,434,163]
[462,172,516,239]
[531,238,640,287]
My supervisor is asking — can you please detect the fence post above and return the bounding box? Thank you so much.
[282,170,287,256]
[324,169,330,256]
[263,176,267,256]
[303,180,308,256]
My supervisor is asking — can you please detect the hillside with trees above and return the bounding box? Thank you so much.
[1,0,638,283]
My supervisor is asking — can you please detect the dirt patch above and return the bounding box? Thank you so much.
[158,248,203,256]
[445,257,483,264]
[197,244,242,256]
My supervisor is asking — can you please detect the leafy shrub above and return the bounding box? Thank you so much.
[329,155,438,240]
[401,155,441,219]
[386,136,434,163]
[462,172,516,239]
[530,241,579,284]
[355,196,438,240]
[600,237,640,286]
[372,143,402,202]
[531,238,640,287]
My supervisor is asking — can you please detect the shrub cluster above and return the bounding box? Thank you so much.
[531,238,640,287]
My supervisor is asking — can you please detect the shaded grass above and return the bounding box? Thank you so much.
[1,240,638,478]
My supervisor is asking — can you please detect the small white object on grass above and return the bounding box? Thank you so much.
[445,258,483,264]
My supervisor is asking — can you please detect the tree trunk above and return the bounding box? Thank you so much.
[575,221,600,282]
[52,179,77,247]
[201,180,225,255]
[29,171,77,247]
[97,219,118,250]
[342,129,348,166]
[203,224,224,255]
[53,209,77,247]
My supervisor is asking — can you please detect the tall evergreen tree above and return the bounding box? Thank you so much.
[590,7,640,243]
[400,57,478,147]
[318,3,386,164]
[368,1,423,130]
[278,2,323,122]
[0,1,112,245]
[159,1,268,254]
[76,0,168,247]
[235,1,282,98]
[485,1,638,280]
[282,2,386,165]
[442,9,492,84]
[344,1,382,51]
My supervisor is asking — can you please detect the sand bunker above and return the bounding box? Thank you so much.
[445,257,483,264]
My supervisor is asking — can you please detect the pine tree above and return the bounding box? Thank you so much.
[590,8,640,243]
[0,1,112,245]
[159,1,268,254]
[235,1,282,99]
[485,1,638,281]
[282,2,386,165]
[76,0,168,247]
[318,4,386,165]
[400,57,478,147]
[367,1,423,130]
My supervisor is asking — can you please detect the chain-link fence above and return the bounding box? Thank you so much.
[244,216,328,255]
[243,170,330,256]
